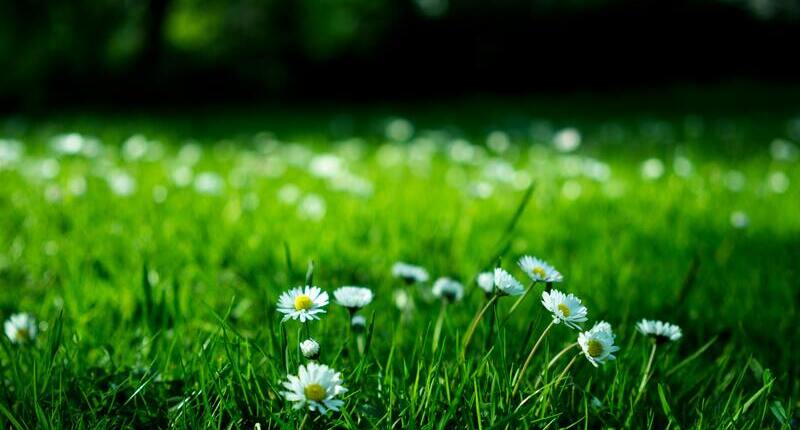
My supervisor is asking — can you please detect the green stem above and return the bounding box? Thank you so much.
[501,281,537,325]
[625,342,658,428]
[548,343,579,369]
[512,320,555,396]
[432,300,448,354]
[534,342,579,388]
[461,294,499,358]
[553,353,580,387]
[484,297,498,351]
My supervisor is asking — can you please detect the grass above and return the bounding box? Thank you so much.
[1,93,798,428]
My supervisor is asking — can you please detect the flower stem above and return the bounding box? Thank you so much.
[512,320,555,397]
[501,281,537,325]
[432,300,448,354]
[461,294,499,358]
[548,342,578,369]
[553,352,580,387]
[625,342,658,428]
[484,297,498,351]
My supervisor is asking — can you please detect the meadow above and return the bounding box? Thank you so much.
[1,94,798,428]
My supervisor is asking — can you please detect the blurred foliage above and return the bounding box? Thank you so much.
[0,0,798,107]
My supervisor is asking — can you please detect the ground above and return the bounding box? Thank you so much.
[1,89,798,428]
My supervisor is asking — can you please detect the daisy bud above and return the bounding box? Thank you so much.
[300,338,320,360]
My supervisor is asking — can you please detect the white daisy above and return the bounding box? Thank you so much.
[518,255,563,283]
[333,286,374,311]
[541,289,587,329]
[493,268,525,296]
[281,362,348,415]
[432,277,464,302]
[277,286,329,323]
[476,271,494,294]
[636,319,682,343]
[391,262,430,284]
[578,321,620,367]
[4,313,37,344]
[300,338,320,359]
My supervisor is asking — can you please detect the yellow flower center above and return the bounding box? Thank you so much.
[587,339,604,358]
[557,303,571,317]
[16,328,29,341]
[532,267,546,278]
[294,294,313,311]
[304,383,326,402]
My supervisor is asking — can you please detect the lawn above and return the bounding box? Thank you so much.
[1,92,798,428]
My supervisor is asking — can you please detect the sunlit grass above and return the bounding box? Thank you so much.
[0,107,798,428]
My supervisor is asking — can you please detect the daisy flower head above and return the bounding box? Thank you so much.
[476,271,494,294]
[541,289,587,329]
[281,362,348,415]
[493,267,525,296]
[4,313,37,345]
[432,277,464,302]
[578,321,620,367]
[518,255,563,283]
[333,286,373,311]
[391,262,430,284]
[300,338,320,359]
[277,286,329,323]
[636,319,682,343]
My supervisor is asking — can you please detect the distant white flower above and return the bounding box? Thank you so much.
[553,128,581,152]
[50,133,85,155]
[432,277,464,302]
[298,194,326,221]
[393,290,414,312]
[178,143,203,165]
[770,139,798,161]
[152,186,168,203]
[67,176,87,196]
[107,171,135,196]
[541,289,587,329]
[768,171,790,193]
[476,271,494,294]
[730,211,750,229]
[724,170,746,192]
[171,165,193,187]
[281,362,347,415]
[194,172,224,195]
[578,321,619,367]
[124,135,163,161]
[4,313,37,344]
[641,158,664,180]
[673,156,694,177]
[309,154,344,178]
[391,262,429,284]
[300,338,320,359]
[0,139,24,167]
[486,131,510,154]
[351,315,367,331]
[385,118,414,142]
[277,184,301,204]
[277,286,329,323]
[518,256,563,283]
[333,286,373,311]
[493,268,525,296]
[636,319,682,343]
